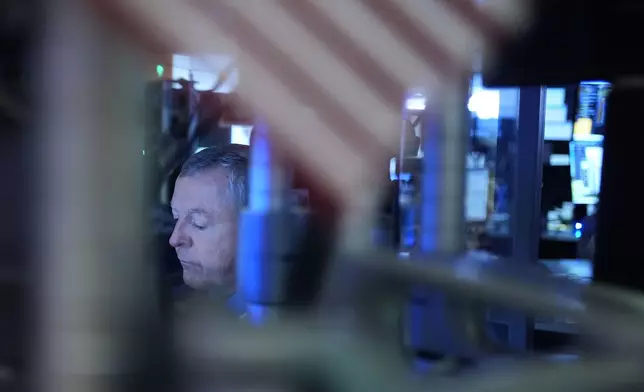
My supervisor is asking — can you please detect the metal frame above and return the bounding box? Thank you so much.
[484,87,545,351]
[504,86,546,350]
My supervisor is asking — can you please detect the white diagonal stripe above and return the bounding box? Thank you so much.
[228,0,399,152]
[314,0,440,91]
[390,0,483,67]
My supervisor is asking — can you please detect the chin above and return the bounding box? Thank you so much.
[182,273,207,290]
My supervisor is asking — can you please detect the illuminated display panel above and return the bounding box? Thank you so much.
[569,136,603,204]
[171,54,239,92]
[573,81,611,139]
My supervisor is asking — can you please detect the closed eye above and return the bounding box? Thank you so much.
[190,217,207,230]
[192,222,206,230]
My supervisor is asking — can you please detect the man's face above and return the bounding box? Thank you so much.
[170,169,238,291]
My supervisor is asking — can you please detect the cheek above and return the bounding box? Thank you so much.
[195,224,238,266]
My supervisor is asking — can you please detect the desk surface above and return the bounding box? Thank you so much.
[540,259,592,282]
[535,259,591,334]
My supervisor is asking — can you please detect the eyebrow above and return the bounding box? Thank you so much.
[187,208,209,215]
[170,206,209,215]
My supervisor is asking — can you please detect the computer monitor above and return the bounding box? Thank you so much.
[573,81,611,138]
[543,87,574,141]
[569,135,603,204]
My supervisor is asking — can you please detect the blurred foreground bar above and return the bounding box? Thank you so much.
[36,1,160,392]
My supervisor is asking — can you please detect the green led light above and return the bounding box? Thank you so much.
[156,64,164,78]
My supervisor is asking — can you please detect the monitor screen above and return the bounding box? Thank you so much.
[465,169,490,222]
[569,136,603,204]
[573,81,611,138]
[544,88,573,141]
[230,125,252,145]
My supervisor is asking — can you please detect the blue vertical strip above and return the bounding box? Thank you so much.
[238,120,272,321]
[419,108,442,254]
[407,106,457,356]
[248,120,272,212]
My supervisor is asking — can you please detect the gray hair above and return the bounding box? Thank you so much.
[179,145,249,209]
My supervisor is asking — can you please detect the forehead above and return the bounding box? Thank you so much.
[171,169,230,212]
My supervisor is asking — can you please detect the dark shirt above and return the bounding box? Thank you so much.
[172,285,245,317]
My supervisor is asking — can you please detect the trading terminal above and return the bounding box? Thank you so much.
[2,0,644,390]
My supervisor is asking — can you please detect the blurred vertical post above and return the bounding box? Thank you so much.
[36,1,158,392]
[406,80,470,356]
[420,85,468,256]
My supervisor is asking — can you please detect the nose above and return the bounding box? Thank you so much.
[169,221,189,248]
